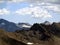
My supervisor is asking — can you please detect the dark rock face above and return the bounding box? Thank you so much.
[51,22,60,37]
[30,23,46,33]
[40,33,51,41]
[30,23,51,41]
[6,22,60,41]
[15,23,51,41]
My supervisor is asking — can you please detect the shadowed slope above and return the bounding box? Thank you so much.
[0,29,27,45]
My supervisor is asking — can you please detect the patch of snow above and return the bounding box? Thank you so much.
[27,42,33,45]
[1,23,5,25]
[22,24,31,28]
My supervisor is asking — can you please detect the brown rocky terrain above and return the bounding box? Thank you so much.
[0,29,27,45]
[0,22,60,45]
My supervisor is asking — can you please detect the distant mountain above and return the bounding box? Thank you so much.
[17,23,31,30]
[0,19,21,32]
[0,19,31,32]
[41,21,51,25]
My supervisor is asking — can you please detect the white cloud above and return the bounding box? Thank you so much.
[15,5,52,18]
[31,6,52,18]
[7,0,25,3]
[39,3,60,13]
[0,8,10,15]
[6,0,60,15]
[33,2,60,14]
[11,0,60,14]
[0,0,60,4]
[46,5,60,12]
[15,7,32,15]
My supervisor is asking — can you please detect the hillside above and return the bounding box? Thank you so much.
[0,22,60,45]
[0,29,27,45]
[0,29,60,45]
[15,23,60,45]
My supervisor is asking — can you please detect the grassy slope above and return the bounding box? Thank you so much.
[0,29,27,45]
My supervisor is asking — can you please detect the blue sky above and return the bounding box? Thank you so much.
[0,0,60,24]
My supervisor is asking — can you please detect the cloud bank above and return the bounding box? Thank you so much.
[0,0,60,4]
[15,5,52,18]
[0,8,10,15]
[0,0,60,19]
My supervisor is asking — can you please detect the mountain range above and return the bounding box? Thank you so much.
[13,22,60,45]
[0,19,60,45]
[0,19,31,32]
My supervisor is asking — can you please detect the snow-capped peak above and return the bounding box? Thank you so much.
[22,24,31,28]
